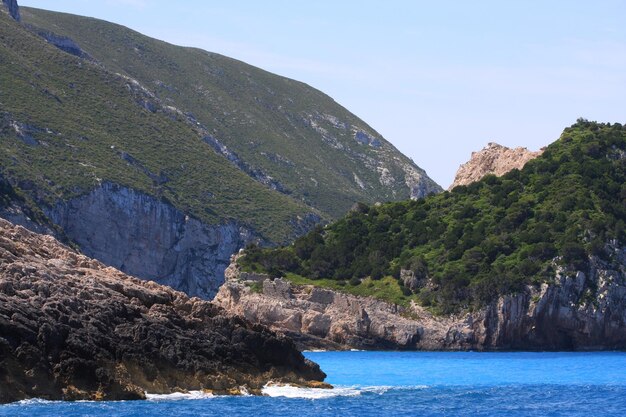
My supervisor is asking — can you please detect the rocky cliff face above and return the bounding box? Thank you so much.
[46,182,256,300]
[0,218,326,403]
[474,252,626,349]
[1,0,20,21]
[215,252,626,350]
[449,142,543,189]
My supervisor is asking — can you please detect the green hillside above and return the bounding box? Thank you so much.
[20,7,441,220]
[241,121,626,312]
[0,10,314,242]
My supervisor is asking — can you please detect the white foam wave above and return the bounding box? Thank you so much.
[11,398,55,406]
[263,384,360,399]
[145,390,213,401]
[262,384,426,399]
[3,385,430,405]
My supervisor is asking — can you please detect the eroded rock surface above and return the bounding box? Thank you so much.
[215,254,626,351]
[0,218,325,403]
[450,142,543,189]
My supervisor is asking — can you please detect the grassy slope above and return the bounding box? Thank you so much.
[241,121,626,312]
[20,7,441,219]
[0,11,315,243]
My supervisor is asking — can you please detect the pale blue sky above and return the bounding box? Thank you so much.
[20,0,626,187]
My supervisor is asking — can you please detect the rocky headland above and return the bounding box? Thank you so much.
[0,218,326,404]
[450,142,543,189]
[215,253,626,351]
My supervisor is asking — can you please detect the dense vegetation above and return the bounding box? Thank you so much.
[241,121,626,313]
[19,7,440,220]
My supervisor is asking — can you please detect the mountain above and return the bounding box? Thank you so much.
[0,217,326,403]
[226,120,626,349]
[0,3,440,298]
[19,6,441,214]
[449,142,543,190]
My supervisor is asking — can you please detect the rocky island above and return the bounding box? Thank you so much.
[0,218,326,403]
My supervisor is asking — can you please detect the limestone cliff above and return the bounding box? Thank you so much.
[1,0,20,21]
[215,252,626,350]
[46,182,257,300]
[0,218,326,403]
[449,142,543,189]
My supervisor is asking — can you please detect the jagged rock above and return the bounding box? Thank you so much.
[0,218,325,404]
[46,182,257,300]
[1,0,19,21]
[450,142,543,189]
[215,254,626,350]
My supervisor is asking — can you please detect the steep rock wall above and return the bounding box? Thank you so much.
[1,0,20,21]
[47,183,256,299]
[215,252,626,350]
[473,261,626,349]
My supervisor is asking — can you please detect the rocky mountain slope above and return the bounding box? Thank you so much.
[20,7,441,215]
[0,3,440,299]
[449,142,543,189]
[0,217,326,403]
[228,120,626,349]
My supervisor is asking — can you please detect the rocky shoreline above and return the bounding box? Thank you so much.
[0,218,326,404]
[215,254,626,351]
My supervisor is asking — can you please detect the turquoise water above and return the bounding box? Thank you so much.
[1,351,625,416]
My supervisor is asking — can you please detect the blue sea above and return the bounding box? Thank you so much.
[2,351,625,416]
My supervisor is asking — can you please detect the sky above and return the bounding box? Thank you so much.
[19,0,626,188]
